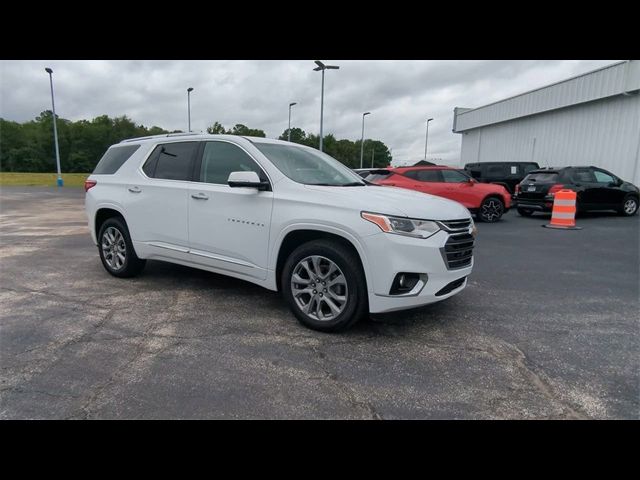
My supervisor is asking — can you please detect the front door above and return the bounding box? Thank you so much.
[592,168,625,207]
[188,140,273,281]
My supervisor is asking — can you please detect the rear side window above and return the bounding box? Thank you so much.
[522,164,538,175]
[93,145,140,174]
[142,142,198,181]
[486,164,509,177]
[571,168,597,183]
[413,170,442,182]
[524,172,559,183]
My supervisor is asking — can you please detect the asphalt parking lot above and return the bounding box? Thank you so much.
[1,186,638,419]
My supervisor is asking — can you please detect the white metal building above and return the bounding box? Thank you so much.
[453,60,640,185]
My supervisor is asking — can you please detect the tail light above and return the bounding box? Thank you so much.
[548,184,565,196]
[84,179,97,192]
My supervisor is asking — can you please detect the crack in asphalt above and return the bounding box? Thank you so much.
[308,342,383,420]
[0,285,115,311]
[368,324,591,419]
[67,291,187,419]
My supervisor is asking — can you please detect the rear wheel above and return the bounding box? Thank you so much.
[517,207,534,217]
[281,239,368,332]
[98,217,146,278]
[478,197,505,222]
[619,195,639,216]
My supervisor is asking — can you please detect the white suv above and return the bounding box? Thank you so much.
[85,133,475,332]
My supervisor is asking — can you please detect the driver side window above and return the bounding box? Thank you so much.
[199,141,266,185]
[593,170,615,184]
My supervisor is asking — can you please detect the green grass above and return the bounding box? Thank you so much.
[0,172,90,187]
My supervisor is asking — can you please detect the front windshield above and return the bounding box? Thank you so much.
[253,142,365,186]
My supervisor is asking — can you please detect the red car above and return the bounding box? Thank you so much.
[363,166,512,222]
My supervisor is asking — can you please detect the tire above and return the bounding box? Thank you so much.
[478,196,505,223]
[281,239,368,332]
[97,217,146,278]
[517,207,535,217]
[619,195,639,216]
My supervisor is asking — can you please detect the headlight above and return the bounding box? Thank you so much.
[361,212,440,239]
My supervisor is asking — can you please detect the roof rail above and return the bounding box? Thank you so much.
[120,132,204,144]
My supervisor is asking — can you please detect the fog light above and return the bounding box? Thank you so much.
[390,273,422,295]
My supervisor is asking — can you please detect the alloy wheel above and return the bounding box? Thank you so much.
[291,255,348,321]
[481,199,503,222]
[101,226,127,270]
[624,199,637,215]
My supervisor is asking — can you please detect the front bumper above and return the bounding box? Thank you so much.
[362,229,473,314]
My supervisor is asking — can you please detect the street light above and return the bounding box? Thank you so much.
[187,87,194,132]
[359,112,371,168]
[288,102,297,142]
[424,118,434,161]
[313,60,339,152]
[44,68,63,187]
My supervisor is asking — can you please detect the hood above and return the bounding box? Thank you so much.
[304,184,471,221]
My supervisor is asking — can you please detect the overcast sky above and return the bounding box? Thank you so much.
[0,60,617,166]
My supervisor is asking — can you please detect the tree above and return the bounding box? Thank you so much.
[228,124,266,137]
[278,127,307,144]
[206,121,227,134]
[0,114,392,173]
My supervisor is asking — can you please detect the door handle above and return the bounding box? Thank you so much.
[191,193,209,200]
[128,186,142,193]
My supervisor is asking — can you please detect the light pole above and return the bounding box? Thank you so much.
[371,148,375,168]
[187,87,194,132]
[359,111,370,168]
[288,102,297,142]
[313,60,340,152]
[424,118,434,161]
[45,68,63,187]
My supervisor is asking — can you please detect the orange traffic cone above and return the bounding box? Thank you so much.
[543,189,582,230]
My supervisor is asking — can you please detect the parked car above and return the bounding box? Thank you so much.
[515,166,639,216]
[362,166,511,222]
[85,133,475,332]
[464,161,539,194]
[353,168,377,178]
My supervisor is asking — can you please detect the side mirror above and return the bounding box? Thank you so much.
[227,171,269,190]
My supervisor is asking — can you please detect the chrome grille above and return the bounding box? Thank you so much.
[438,218,472,233]
[440,233,474,270]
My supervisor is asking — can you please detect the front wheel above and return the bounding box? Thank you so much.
[478,197,505,222]
[619,195,639,216]
[281,239,368,332]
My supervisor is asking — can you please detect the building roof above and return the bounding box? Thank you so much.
[453,60,640,132]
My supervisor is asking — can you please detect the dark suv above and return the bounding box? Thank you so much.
[464,162,539,194]
[514,166,639,217]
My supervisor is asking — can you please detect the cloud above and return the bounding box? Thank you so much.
[0,59,616,165]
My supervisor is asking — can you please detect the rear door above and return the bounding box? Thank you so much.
[399,169,448,197]
[569,168,599,206]
[125,141,198,253]
[187,140,273,281]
